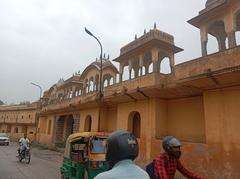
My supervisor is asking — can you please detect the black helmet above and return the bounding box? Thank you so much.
[162,136,182,159]
[106,130,139,165]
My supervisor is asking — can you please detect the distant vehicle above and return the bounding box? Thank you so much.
[0,133,10,146]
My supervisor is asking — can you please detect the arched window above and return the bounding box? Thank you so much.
[160,57,171,74]
[148,63,153,74]
[138,68,141,76]
[116,74,120,83]
[104,79,108,87]
[78,89,82,96]
[142,66,146,75]
[128,112,141,138]
[89,80,94,92]
[84,115,92,132]
[130,69,135,79]
[15,127,18,133]
[235,11,240,46]
[69,91,73,98]
[207,34,219,54]
[109,77,114,85]
[236,31,240,46]
[207,20,226,54]
[75,90,78,97]
[123,66,129,81]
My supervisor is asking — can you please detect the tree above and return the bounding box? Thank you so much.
[0,100,4,105]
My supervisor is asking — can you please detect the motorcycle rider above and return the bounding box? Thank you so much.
[154,136,205,179]
[17,133,30,156]
[94,130,150,179]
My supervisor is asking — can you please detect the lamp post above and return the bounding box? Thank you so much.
[85,27,103,132]
[30,82,42,144]
[84,27,103,97]
[30,82,42,100]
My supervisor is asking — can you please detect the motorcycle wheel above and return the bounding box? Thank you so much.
[25,151,31,164]
[18,154,23,162]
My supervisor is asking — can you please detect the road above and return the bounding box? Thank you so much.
[0,142,62,179]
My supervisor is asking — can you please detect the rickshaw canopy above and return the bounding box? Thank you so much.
[64,132,97,157]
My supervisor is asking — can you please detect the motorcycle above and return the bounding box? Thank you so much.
[17,145,31,164]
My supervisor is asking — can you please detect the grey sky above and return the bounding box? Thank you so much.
[0,0,216,104]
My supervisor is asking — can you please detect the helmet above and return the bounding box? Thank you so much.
[162,136,182,159]
[106,130,139,165]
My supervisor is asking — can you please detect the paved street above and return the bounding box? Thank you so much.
[0,142,62,179]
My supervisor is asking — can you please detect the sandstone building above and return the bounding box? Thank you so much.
[37,0,240,178]
[38,0,240,178]
[1,0,240,178]
[0,102,39,141]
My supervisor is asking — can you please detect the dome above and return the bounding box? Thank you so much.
[80,58,118,80]
[90,58,113,69]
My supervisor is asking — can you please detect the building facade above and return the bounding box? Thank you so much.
[0,102,39,141]
[3,0,239,178]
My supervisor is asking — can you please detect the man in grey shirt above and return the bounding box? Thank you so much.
[94,130,149,179]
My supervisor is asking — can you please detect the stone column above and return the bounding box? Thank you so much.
[119,73,123,83]
[129,69,132,80]
[151,48,159,73]
[73,114,80,133]
[145,64,149,74]
[113,75,116,84]
[153,61,158,73]
[201,40,208,56]
[139,55,143,76]
[200,27,208,56]
[169,54,175,73]
[132,67,137,78]
[119,64,124,83]
[217,35,226,51]
[128,60,132,80]
[227,31,236,48]
[51,116,59,147]
[88,82,90,93]
[140,67,143,76]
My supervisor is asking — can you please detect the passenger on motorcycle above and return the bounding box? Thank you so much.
[94,130,150,179]
[17,133,30,156]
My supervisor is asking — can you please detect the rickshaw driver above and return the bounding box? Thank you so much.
[94,130,150,179]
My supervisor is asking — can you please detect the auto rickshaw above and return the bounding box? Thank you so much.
[60,132,110,179]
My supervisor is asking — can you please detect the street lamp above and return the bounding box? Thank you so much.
[84,27,103,97]
[85,27,103,132]
[30,82,42,100]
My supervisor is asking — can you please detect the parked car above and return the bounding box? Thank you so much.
[0,133,10,145]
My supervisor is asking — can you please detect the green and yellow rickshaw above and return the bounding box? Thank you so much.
[60,132,110,179]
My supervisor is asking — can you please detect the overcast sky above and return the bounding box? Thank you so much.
[0,0,213,104]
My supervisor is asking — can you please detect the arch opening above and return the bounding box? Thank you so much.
[160,57,172,74]
[84,115,92,132]
[128,111,141,138]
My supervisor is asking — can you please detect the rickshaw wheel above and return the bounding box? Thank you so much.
[61,174,68,179]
